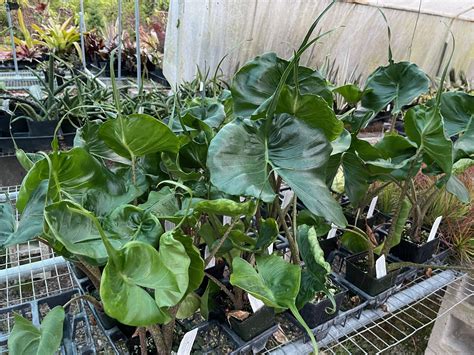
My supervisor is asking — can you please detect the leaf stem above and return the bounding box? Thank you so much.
[205,218,239,266]
[204,272,237,305]
[289,305,318,354]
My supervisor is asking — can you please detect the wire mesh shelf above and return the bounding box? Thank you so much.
[0,70,44,90]
[265,270,473,354]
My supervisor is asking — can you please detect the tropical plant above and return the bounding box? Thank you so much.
[13,9,44,62]
[32,16,81,60]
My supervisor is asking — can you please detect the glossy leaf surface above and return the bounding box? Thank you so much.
[8,306,65,355]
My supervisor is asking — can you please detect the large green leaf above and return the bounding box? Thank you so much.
[231,52,332,118]
[193,199,256,217]
[0,201,15,246]
[342,152,370,207]
[429,91,474,137]
[2,181,48,248]
[100,232,191,326]
[103,205,163,248]
[17,148,145,216]
[99,114,180,159]
[296,225,332,309]
[174,232,205,295]
[276,85,343,140]
[208,115,346,226]
[230,255,300,310]
[45,201,161,265]
[333,84,367,105]
[446,175,470,204]
[74,119,131,164]
[230,255,319,352]
[405,106,453,174]
[138,187,180,218]
[362,62,429,114]
[453,119,474,162]
[8,306,65,355]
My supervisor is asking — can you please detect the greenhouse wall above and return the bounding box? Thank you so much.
[163,0,474,87]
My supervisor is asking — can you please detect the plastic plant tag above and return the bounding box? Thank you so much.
[164,221,175,232]
[375,255,387,279]
[248,293,265,313]
[199,81,204,93]
[281,190,294,209]
[177,327,198,355]
[204,246,215,270]
[327,224,338,239]
[267,243,274,255]
[367,196,378,219]
[427,216,443,242]
[223,215,232,225]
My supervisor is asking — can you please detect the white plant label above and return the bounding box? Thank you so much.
[223,215,232,225]
[367,196,378,219]
[199,81,204,93]
[267,243,274,255]
[375,255,387,279]
[204,246,215,270]
[164,221,175,232]
[428,216,443,242]
[327,224,338,239]
[177,327,198,355]
[248,294,265,313]
[281,190,294,209]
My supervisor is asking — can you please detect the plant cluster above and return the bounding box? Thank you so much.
[0,2,472,355]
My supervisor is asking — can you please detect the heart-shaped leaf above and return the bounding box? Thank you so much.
[99,114,180,159]
[405,106,453,174]
[100,231,191,326]
[231,52,332,119]
[8,306,65,355]
[362,62,429,114]
[208,115,346,227]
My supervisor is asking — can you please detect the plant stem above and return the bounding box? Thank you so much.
[63,294,103,310]
[205,218,239,266]
[162,305,179,351]
[147,324,167,355]
[289,305,318,354]
[138,327,147,355]
[277,201,300,265]
[204,271,237,305]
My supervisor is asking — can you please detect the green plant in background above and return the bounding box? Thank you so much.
[32,16,81,61]
[13,9,43,61]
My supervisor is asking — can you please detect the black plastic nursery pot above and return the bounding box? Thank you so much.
[27,119,59,136]
[345,252,400,297]
[390,238,440,264]
[319,233,342,260]
[229,306,276,342]
[299,284,347,329]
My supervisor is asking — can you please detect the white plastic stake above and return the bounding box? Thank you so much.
[281,190,294,209]
[223,216,232,225]
[427,216,443,242]
[204,246,215,269]
[375,255,387,279]
[327,224,338,239]
[199,81,204,93]
[248,294,264,313]
[177,328,198,355]
[367,196,378,219]
[267,243,274,255]
[164,221,175,231]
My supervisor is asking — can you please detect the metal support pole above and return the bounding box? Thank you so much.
[6,2,19,75]
[134,0,142,88]
[117,0,123,79]
[79,2,87,70]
